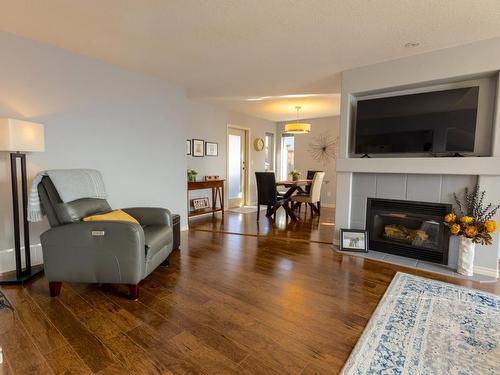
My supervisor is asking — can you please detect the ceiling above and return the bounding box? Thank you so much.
[207,94,341,121]
[1,0,500,121]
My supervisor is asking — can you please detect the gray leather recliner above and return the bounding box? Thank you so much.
[38,176,174,299]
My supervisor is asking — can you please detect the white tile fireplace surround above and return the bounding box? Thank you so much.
[336,170,500,278]
[350,173,476,269]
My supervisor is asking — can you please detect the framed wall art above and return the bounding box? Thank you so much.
[192,139,204,157]
[205,142,218,156]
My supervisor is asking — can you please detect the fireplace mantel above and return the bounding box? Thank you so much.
[337,157,500,176]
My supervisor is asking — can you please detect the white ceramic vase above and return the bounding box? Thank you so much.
[457,237,475,276]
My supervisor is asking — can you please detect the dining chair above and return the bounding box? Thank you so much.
[305,170,323,194]
[291,172,325,218]
[255,172,289,221]
[295,170,323,215]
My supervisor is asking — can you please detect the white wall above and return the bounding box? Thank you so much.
[0,32,189,271]
[186,103,277,206]
[277,116,340,205]
[335,37,500,276]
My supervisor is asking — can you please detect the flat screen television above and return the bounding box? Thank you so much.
[354,86,480,155]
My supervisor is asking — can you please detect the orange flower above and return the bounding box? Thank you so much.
[444,213,456,223]
[484,220,497,233]
[464,225,478,238]
[450,224,461,235]
[460,216,474,225]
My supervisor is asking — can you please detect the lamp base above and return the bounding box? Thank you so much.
[0,264,44,285]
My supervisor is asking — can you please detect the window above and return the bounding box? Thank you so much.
[264,132,275,172]
[280,134,294,180]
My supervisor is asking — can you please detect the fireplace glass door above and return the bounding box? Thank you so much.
[366,198,451,264]
[373,213,441,250]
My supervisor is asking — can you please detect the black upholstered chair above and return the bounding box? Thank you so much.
[255,172,289,221]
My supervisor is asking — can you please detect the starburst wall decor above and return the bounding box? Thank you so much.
[308,132,338,165]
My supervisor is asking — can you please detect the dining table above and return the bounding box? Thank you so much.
[274,179,312,220]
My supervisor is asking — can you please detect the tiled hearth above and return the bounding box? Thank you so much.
[336,248,497,282]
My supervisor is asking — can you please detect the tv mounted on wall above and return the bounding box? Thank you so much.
[354,86,480,155]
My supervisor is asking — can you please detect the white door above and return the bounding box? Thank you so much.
[227,127,247,208]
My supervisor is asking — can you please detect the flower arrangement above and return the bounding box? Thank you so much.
[444,185,499,245]
[289,169,301,181]
[187,169,198,182]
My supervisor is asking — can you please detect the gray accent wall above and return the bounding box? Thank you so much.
[350,173,479,268]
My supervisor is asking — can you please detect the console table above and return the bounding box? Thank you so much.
[187,179,225,218]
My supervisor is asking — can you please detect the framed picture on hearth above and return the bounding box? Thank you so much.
[340,229,368,252]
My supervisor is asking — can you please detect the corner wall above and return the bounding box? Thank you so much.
[0,32,191,272]
[186,102,277,206]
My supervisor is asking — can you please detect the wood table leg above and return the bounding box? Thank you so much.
[212,187,215,218]
[221,185,224,216]
[284,203,298,221]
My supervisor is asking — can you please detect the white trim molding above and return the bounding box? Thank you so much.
[0,244,43,274]
[180,225,189,232]
[473,265,499,278]
[321,203,336,208]
[337,157,500,176]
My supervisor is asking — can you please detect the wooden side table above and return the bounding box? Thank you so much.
[187,179,225,218]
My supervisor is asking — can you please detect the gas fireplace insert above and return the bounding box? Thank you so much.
[366,198,452,264]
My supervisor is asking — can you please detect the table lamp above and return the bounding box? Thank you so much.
[0,118,45,284]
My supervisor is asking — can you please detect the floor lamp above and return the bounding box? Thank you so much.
[0,118,45,284]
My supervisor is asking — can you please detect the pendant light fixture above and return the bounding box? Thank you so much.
[284,106,311,134]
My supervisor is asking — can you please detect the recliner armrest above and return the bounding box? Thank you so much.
[40,220,146,284]
[122,207,172,227]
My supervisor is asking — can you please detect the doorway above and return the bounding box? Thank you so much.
[227,126,248,208]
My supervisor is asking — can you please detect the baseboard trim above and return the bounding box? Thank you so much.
[321,203,336,208]
[0,244,43,274]
[473,265,499,278]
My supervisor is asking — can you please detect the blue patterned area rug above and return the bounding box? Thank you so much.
[341,272,500,374]
[0,290,13,311]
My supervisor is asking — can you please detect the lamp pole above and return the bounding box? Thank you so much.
[0,152,43,284]
[0,119,45,284]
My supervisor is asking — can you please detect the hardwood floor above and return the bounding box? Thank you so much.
[1,219,499,374]
[189,206,335,244]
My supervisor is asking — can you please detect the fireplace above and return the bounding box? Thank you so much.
[366,198,452,264]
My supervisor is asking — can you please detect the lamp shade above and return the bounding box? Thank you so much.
[0,118,45,152]
[284,122,311,134]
